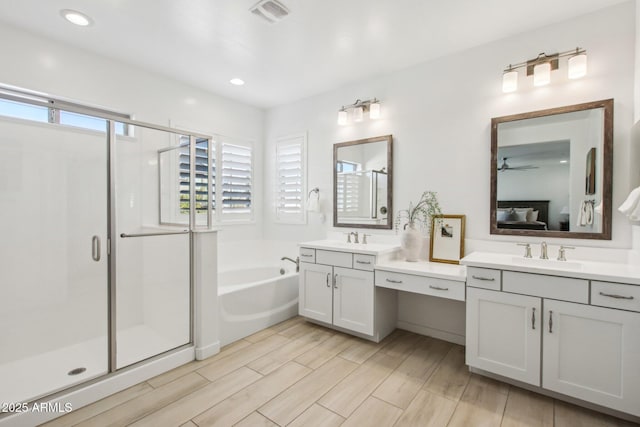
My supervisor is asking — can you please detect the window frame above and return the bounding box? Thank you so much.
[218,138,255,224]
[274,132,308,225]
[0,95,132,136]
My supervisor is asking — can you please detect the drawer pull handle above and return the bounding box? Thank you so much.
[429,285,449,291]
[334,273,338,289]
[356,260,372,265]
[472,275,495,282]
[548,310,553,334]
[301,254,313,257]
[531,307,536,330]
[599,291,634,300]
[326,273,330,288]
[386,278,403,284]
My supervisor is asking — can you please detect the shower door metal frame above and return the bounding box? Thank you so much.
[0,85,211,380]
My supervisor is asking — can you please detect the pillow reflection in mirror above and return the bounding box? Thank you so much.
[527,210,539,222]
[497,209,509,221]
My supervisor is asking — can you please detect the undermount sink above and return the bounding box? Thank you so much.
[511,257,582,270]
[299,239,400,256]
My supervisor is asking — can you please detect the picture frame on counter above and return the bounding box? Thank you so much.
[429,214,466,264]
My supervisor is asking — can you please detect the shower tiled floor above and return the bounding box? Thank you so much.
[43,317,637,427]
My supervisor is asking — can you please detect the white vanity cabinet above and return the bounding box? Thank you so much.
[463,259,640,418]
[298,262,333,325]
[298,261,374,335]
[298,245,396,341]
[466,287,541,386]
[543,299,640,416]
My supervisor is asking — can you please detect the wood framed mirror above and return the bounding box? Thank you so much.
[490,99,613,240]
[333,135,393,229]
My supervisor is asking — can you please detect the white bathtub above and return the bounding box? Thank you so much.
[218,264,299,346]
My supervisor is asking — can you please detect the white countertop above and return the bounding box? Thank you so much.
[375,260,467,282]
[462,252,640,285]
[299,240,400,256]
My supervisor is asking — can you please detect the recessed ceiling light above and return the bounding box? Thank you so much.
[560,160,568,164]
[60,9,93,27]
[230,78,245,86]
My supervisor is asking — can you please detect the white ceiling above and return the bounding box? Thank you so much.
[0,0,626,108]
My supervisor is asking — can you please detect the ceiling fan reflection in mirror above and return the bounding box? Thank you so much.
[498,157,539,172]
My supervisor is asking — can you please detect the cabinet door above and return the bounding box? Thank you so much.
[543,300,640,416]
[333,267,374,336]
[299,262,333,324]
[466,287,541,386]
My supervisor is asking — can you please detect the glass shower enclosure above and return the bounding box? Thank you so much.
[0,88,212,407]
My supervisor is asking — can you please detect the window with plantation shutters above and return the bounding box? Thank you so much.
[221,141,253,218]
[178,137,214,215]
[336,160,361,217]
[275,133,307,223]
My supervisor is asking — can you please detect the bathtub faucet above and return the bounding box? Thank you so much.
[281,256,300,272]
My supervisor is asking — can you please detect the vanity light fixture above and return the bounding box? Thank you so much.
[337,98,381,125]
[502,47,587,92]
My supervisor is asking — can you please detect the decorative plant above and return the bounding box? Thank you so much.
[395,191,442,233]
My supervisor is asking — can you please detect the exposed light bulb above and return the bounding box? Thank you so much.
[568,53,587,79]
[337,109,348,126]
[353,106,364,122]
[369,102,381,119]
[502,70,518,93]
[533,62,551,86]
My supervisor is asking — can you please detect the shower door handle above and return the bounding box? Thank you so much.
[92,236,101,262]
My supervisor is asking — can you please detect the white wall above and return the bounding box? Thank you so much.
[0,22,265,243]
[264,2,635,341]
[264,1,636,250]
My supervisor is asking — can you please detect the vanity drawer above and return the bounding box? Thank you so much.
[299,248,316,263]
[503,271,588,303]
[467,267,501,290]
[375,270,465,301]
[591,281,640,312]
[316,250,352,268]
[353,254,376,271]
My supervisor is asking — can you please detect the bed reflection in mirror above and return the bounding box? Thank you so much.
[491,99,612,240]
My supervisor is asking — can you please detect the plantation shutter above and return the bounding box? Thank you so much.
[178,137,214,214]
[221,142,252,217]
[275,134,306,223]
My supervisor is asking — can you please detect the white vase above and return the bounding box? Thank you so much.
[401,224,422,262]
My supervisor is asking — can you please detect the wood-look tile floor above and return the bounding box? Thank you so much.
[45,317,638,427]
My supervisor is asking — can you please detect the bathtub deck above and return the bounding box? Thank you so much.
[44,317,635,427]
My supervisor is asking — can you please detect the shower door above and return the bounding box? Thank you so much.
[0,113,109,404]
[114,124,200,368]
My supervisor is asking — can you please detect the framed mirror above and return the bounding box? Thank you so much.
[334,135,393,229]
[491,99,613,240]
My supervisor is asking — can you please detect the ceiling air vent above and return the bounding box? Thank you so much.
[250,0,289,24]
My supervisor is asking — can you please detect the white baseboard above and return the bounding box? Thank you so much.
[397,321,465,346]
[0,347,194,427]
[195,341,220,360]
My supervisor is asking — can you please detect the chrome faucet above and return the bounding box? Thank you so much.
[281,256,299,272]
[540,242,548,260]
[517,243,532,258]
[557,245,575,261]
[350,231,359,244]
